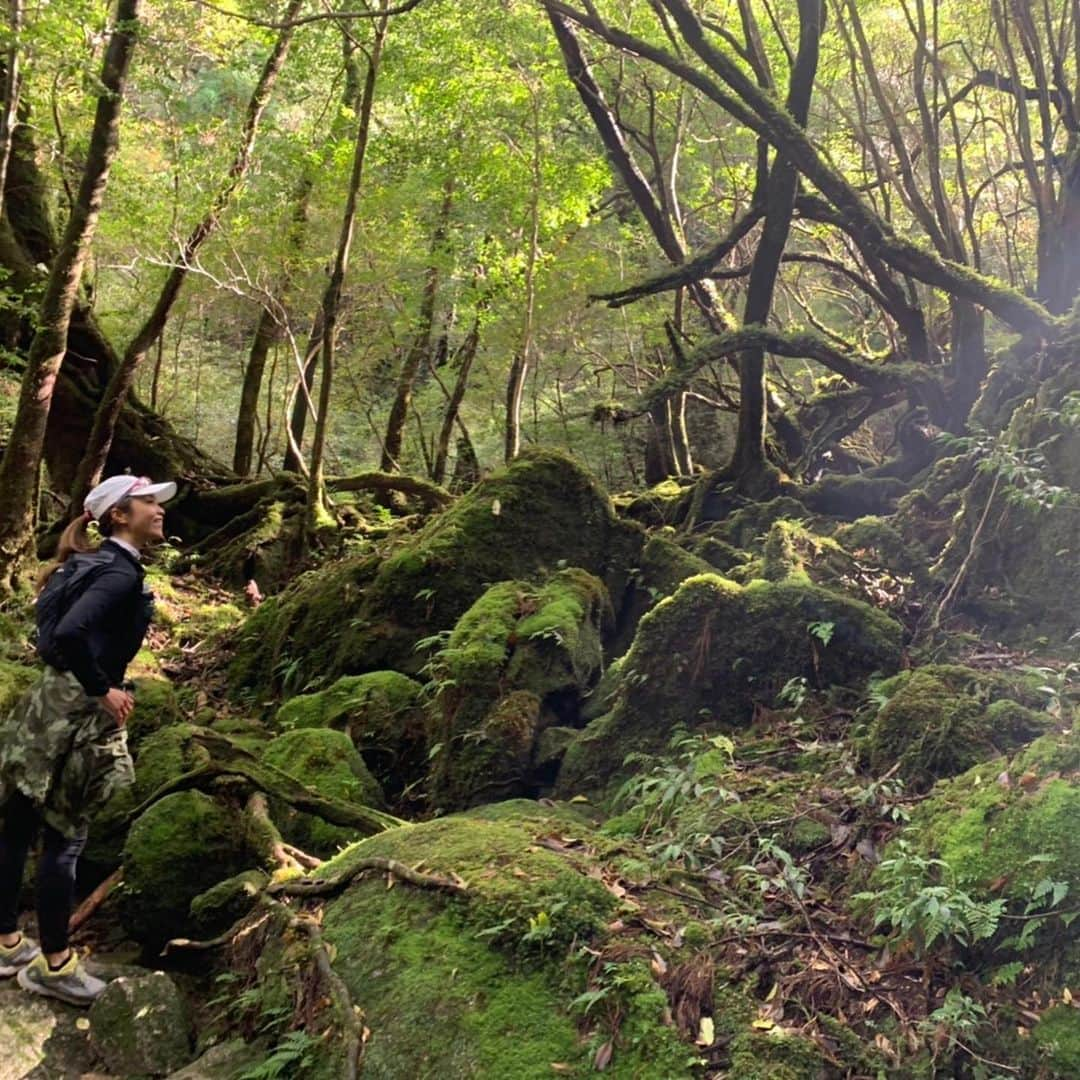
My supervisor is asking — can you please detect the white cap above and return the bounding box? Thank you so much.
[84,475,178,522]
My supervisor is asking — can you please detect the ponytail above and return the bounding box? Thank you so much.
[35,511,96,593]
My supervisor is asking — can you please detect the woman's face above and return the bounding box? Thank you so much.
[114,495,166,547]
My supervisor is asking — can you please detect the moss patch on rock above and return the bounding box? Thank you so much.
[231,451,637,696]
[294,806,694,1078]
[427,569,613,808]
[121,790,262,950]
[558,574,902,796]
[863,664,1053,789]
[261,728,384,857]
[275,671,426,797]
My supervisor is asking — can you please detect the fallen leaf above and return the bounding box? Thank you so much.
[1065,986,1073,1004]
[751,1016,775,1030]
[550,1064,574,1075]
[650,952,667,977]
[594,1040,613,1071]
[696,1016,715,1046]
[996,770,1012,789]
[75,1017,91,1032]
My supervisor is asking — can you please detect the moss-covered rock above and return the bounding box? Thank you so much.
[622,478,693,527]
[1032,1005,1080,1078]
[261,728,384,856]
[275,671,426,797]
[800,474,909,519]
[189,869,268,937]
[427,569,612,808]
[904,730,1080,907]
[863,665,1053,789]
[558,574,902,796]
[934,350,1080,645]
[126,675,183,749]
[688,533,753,575]
[122,791,262,950]
[269,806,696,1078]
[88,972,193,1077]
[231,450,638,695]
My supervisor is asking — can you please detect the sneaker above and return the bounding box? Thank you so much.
[17,950,106,1007]
[0,933,41,977]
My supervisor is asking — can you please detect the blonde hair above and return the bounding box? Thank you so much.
[35,496,133,593]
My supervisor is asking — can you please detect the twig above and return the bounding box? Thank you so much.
[69,869,122,933]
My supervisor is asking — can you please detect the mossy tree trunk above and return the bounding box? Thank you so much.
[0,0,140,590]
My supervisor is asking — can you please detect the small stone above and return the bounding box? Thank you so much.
[89,972,193,1077]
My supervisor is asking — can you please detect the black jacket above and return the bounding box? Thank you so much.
[49,540,154,697]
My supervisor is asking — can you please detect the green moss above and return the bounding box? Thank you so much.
[121,791,261,949]
[559,574,902,796]
[129,723,209,803]
[173,602,245,647]
[0,658,37,715]
[689,535,753,574]
[126,675,182,749]
[727,1029,827,1079]
[261,728,384,856]
[835,515,930,588]
[274,671,426,796]
[907,730,1080,903]
[230,451,632,694]
[800,474,909,519]
[623,478,693,527]
[296,806,692,1078]
[428,569,612,808]
[1033,1005,1080,1077]
[189,869,268,937]
[712,496,808,550]
[863,665,1053,789]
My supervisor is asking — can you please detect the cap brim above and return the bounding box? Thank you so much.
[136,481,177,504]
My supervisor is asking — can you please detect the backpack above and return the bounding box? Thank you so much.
[35,549,116,670]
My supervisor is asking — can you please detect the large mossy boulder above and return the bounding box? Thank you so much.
[904,730,1080,905]
[863,664,1052,789]
[231,450,640,695]
[89,972,193,1077]
[558,573,903,796]
[121,791,262,950]
[427,569,613,808]
[248,803,695,1079]
[275,671,426,797]
[261,728,384,857]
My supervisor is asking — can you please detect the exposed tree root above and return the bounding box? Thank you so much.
[109,727,405,837]
[268,856,468,899]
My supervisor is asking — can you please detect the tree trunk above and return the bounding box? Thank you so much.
[306,13,387,535]
[728,0,821,482]
[234,174,313,476]
[234,305,278,476]
[0,2,24,223]
[505,77,542,462]
[70,0,303,512]
[0,0,140,589]
[381,176,453,472]
[433,293,484,486]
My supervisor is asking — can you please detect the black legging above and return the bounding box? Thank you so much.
[0,791,86,955]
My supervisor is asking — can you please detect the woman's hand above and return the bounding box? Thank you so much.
[99,687,135,727]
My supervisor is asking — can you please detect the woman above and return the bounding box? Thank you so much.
[0,474,175,1006]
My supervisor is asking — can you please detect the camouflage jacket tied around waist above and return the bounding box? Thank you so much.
[0,667,135,838]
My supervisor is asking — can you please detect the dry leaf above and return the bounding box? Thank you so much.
[594,1040,614,1071]
[550,1064,574,1075]
[650,951,667,978]
[696,1016,715,1046]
